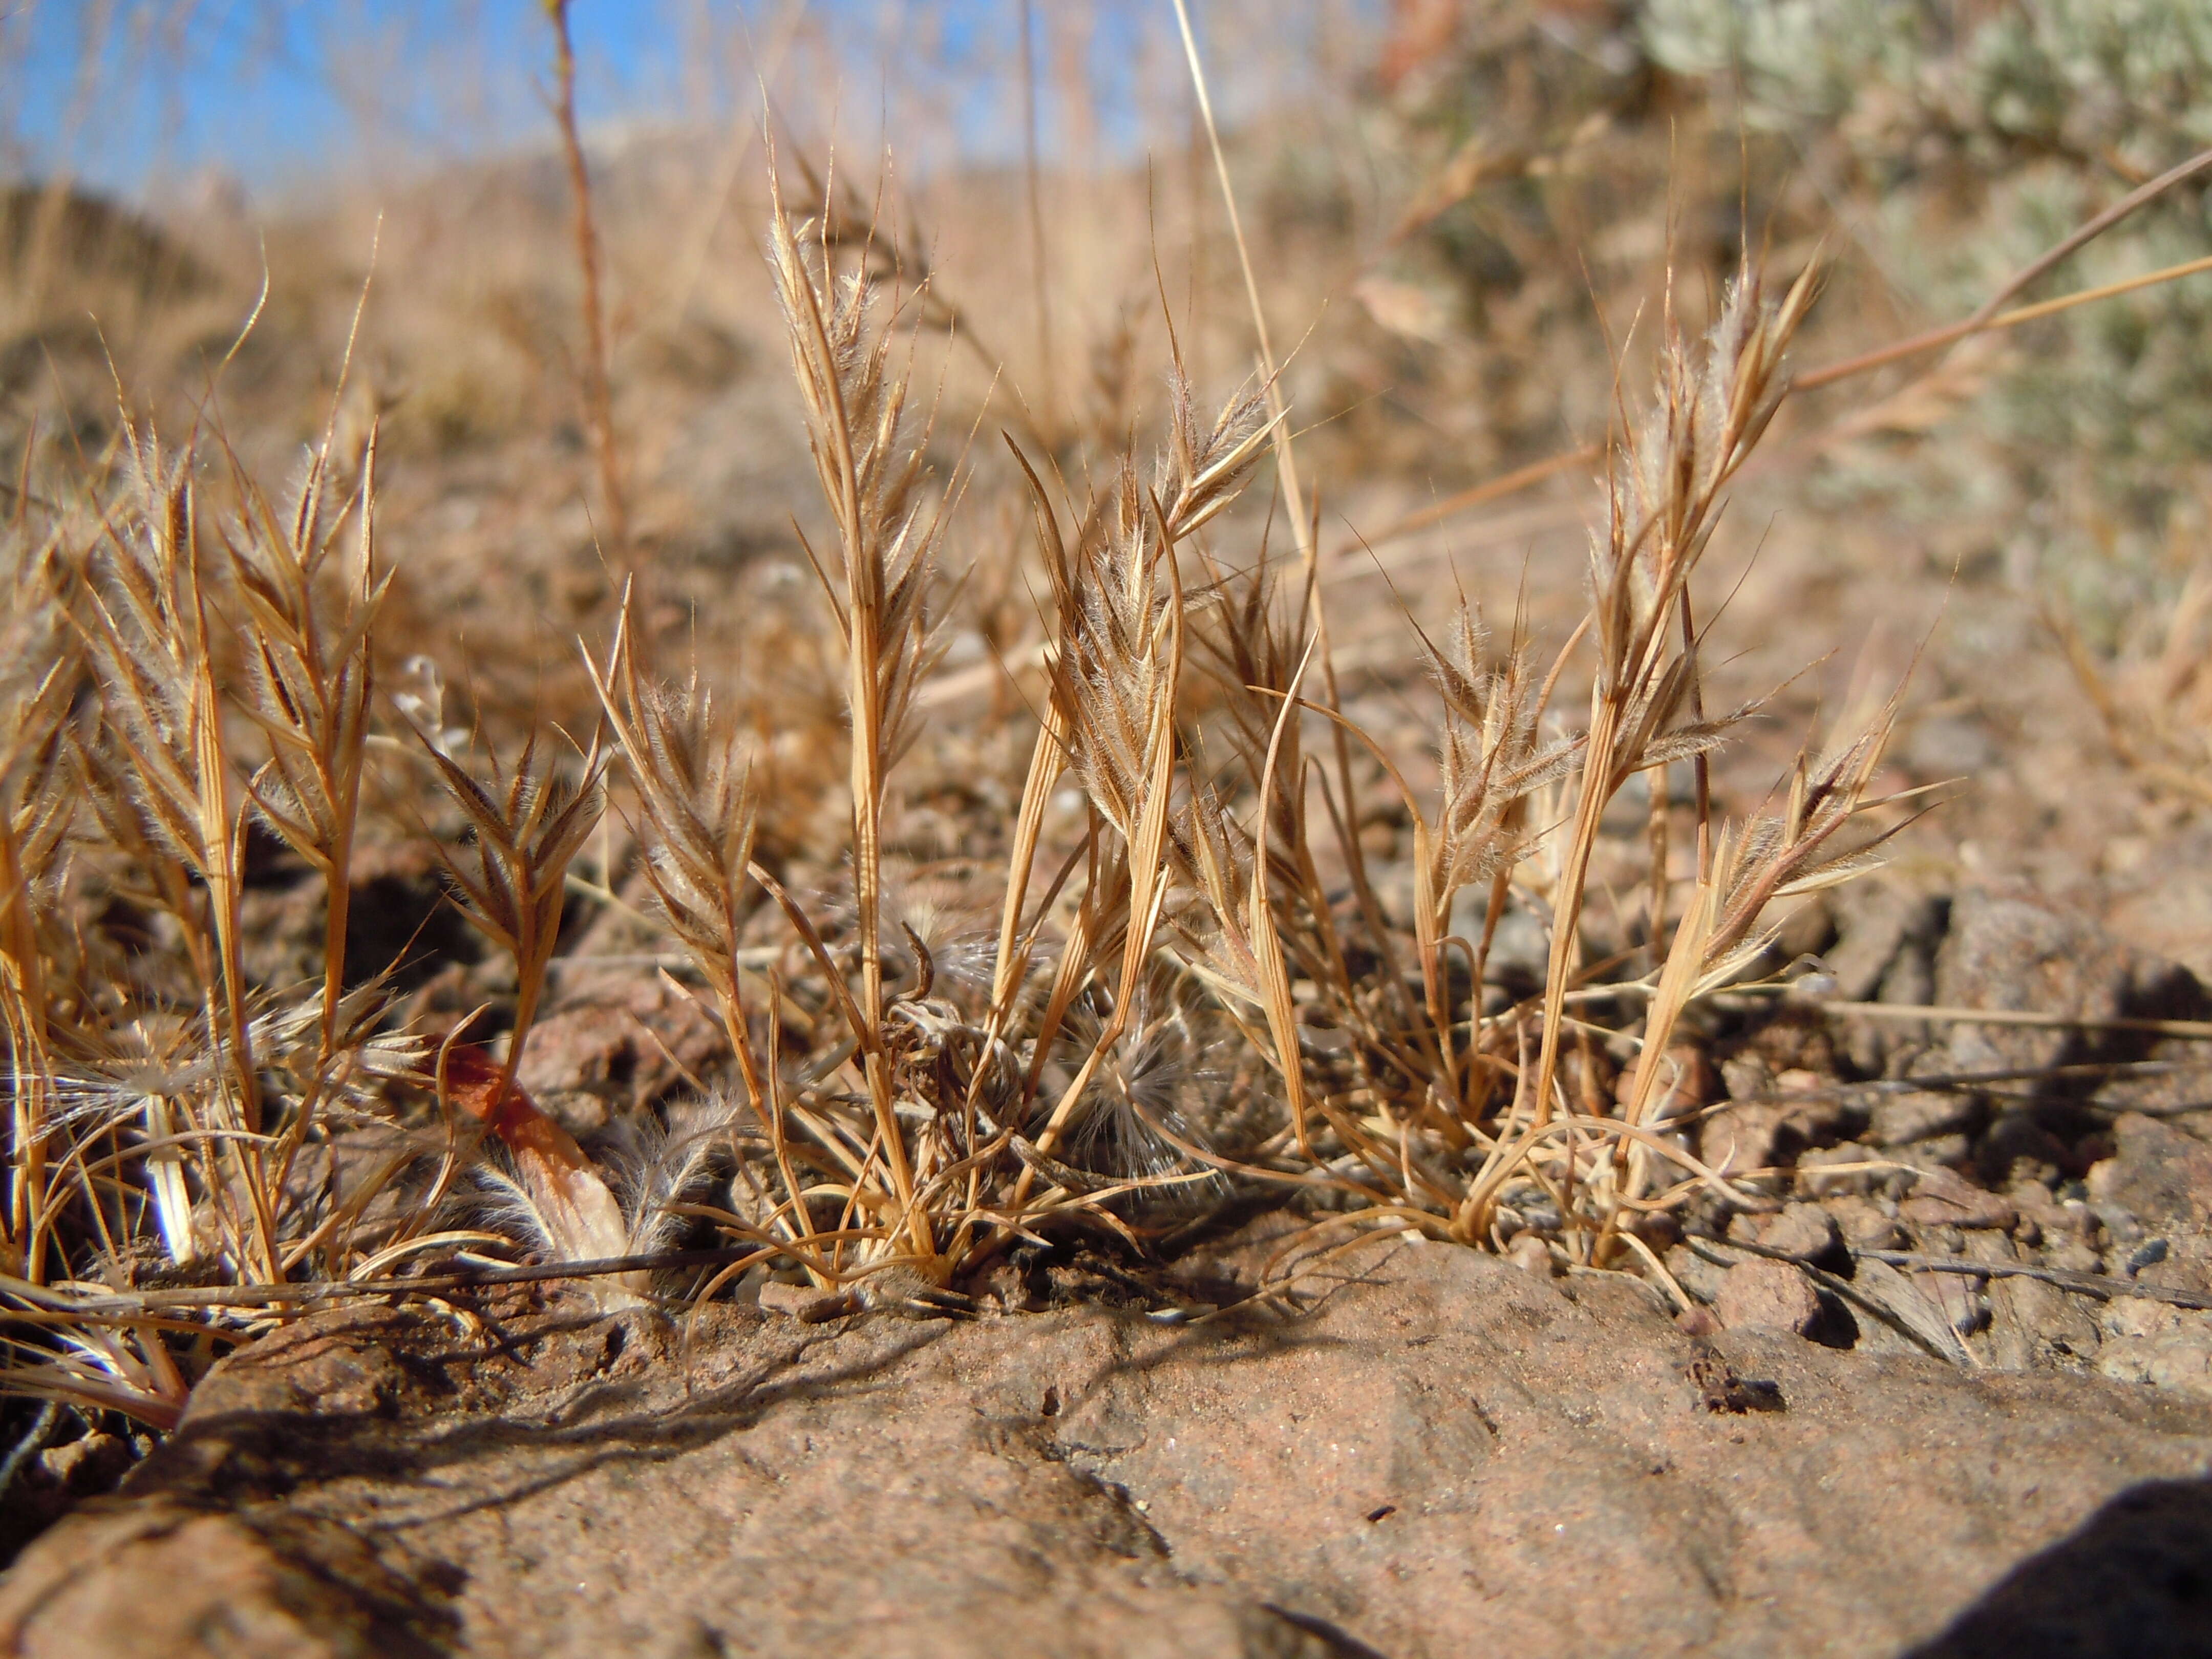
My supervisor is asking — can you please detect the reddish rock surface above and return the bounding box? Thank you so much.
[1714,1256,1823,1335]
[6,1238,2211,1657]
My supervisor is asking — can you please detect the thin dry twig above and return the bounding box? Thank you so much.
[544,0,629,562]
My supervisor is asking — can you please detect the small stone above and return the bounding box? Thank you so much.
[1698,1064,1863,1174]
[1936,892,2132,1073]
[1827,1195,1904,1252]
[1743,1010,1841,1078]
[2088,1113,2212,1231]
[1715,1258,1822,1336]
[2003,1176,2070,1236]
[1868,1090,1982,1149]
[2095,1300,2212,1399]
[2052,1199,2099,1239]
[1899,1167,2016,1231]
[1699,1102,1788,1174]
[1825,883,1946,1003]
[1720,1053,1773,1103]
[516,972,726,1131]
[2048,1238,2103,1275]
[1757,1202,1841,1264]
[35,1434,129,1494]
[1505,1232,1556,1278]
[1674,1307,1719,1338]
[758,1281,855,1323]
[178,1315,406,1422]
[971,1260,1039,1314]
[2088,1199,2147,1246]
[1798,1143,1877,1199]
[1890,1135,1974,1175]
[1664,1243,1730,1307]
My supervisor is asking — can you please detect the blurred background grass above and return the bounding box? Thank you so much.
[6,0,2212,906]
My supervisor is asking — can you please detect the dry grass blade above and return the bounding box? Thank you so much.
[217,425,389,1173]
[0,1293,194,1431]
[1009,372,1274,1187]
[72,434,262,1131]
[1408,603,1578,1108]
[1528,262,1819,1140]
[66,426,284,1282]
[766,160,951,1268]
[585,601,825,1261]
[586,598,759,1031]
[415,727,605,1113]
[0,542,78,1284]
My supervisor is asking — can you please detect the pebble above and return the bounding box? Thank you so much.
[1506,1232,1557,1278]
[1715,1258,1822,1337]
[36,1434,129,1492]
[1797,1142,1877,1199]
[1825,1195,1904,1252]
[1869,1091,1982,1149]
[758,1282,856,1323]
[2096,1299,2212,1399]
[1674,1307,1719,1338]
[1754,1202,1841,1264]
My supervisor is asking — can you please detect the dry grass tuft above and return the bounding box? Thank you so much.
[0,142,1928,1439]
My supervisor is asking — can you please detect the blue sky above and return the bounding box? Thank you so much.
[0,1,1254,206]
[4,2,774,199]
